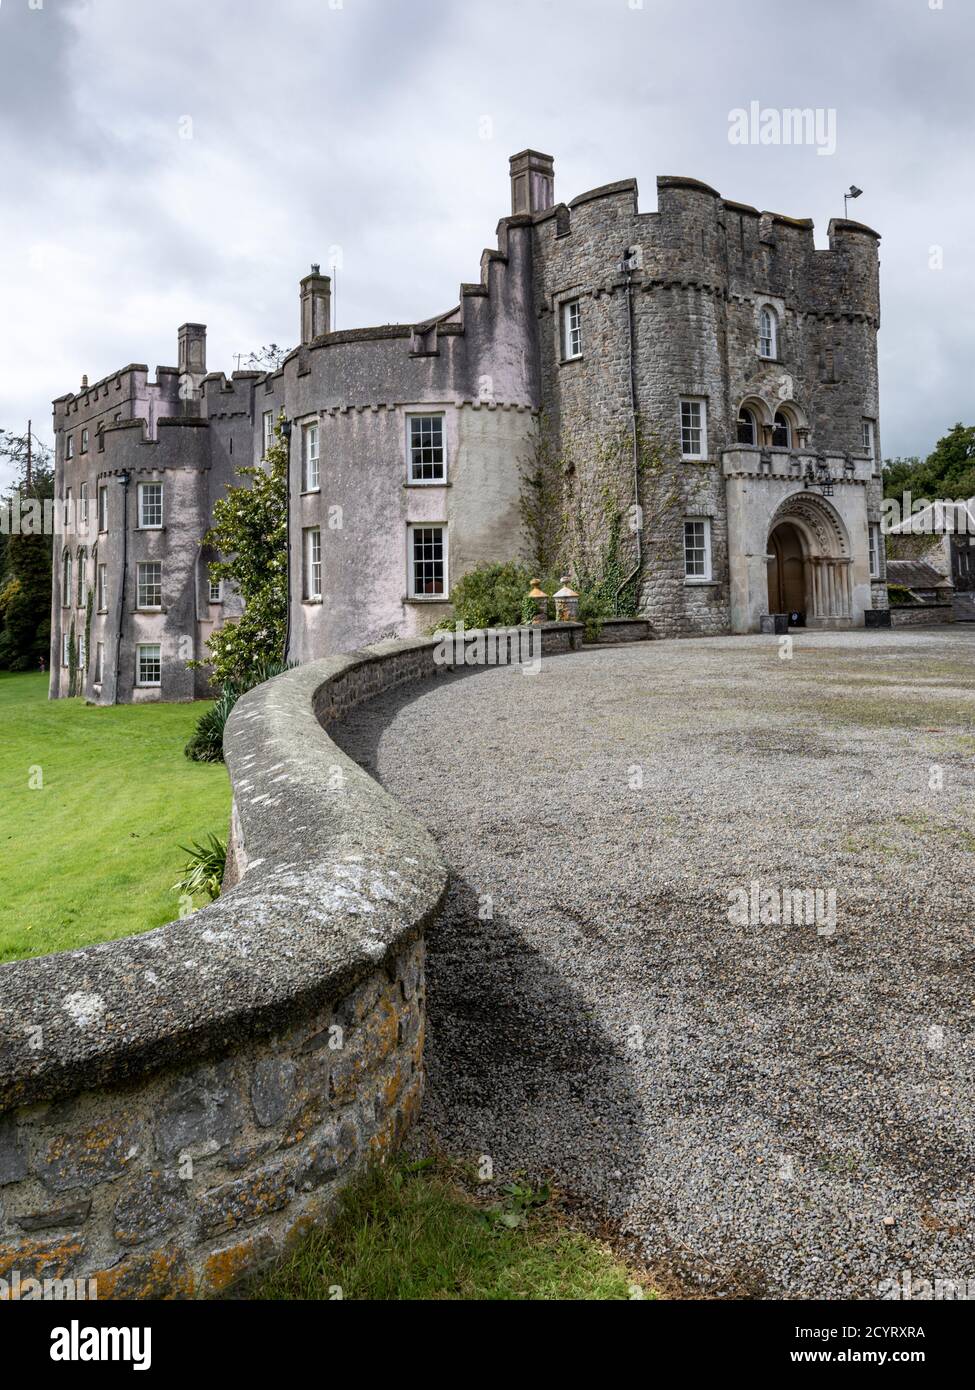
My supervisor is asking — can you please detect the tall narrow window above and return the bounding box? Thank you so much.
[408,415,445,483]
[79,482,89,529]
[136,644,161,687]
[208,575,223,603]
[683,518,712,582]
[62,632,71,666]
[869,522,881,579]
[94,642,104,684]
[302,422,320,491]
[62,550,72,606]
[862,419,876,456]
[137,561,162,609]
[680,399,707,459]
[561,299,583,360]
[138,482,163,528]
[759,307,777,359]
[98,484,108,532]
[76,548,86,606]
[408,524,447,597]
[303,527,322,600]
[78,630,86,672]
[97,564,107,611]
[66,434,75,460]
[262,410,274,459]
[64,487,73,530]
[772,411,791,448]
[737,407,757,446]
[81,427,89,454]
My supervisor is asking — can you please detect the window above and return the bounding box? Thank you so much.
[303,527,322,600]
[862,419,876,455]
[97,564,107,611]
[302,422,320,491]
[64,487,73,530]
[408,414,445,483]
[680,399,707,459]
[81,427,89,454]
[772,411,792,449]
[66,434,75,460]
[94,642,104,684]
[262,410,274,459]
[561,299,582,360]
[78,630,86,672]
[683,518,712,582]
[62,632,71,667]
[136,644,161,687]
[869,522,882,579]
[98,484,108,532]
[737,407,757,446]
[408,524,447,597]
[208,576,222,603]
[62,550,72,606]
[137,561,162,609]
[76,549,86,606]
[138,482,163,529]
[759,307,777,359]
[79,482,89,528]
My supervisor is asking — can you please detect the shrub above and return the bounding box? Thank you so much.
[439,561,534,631]
[172,833,227,903]
[887,584,920,605]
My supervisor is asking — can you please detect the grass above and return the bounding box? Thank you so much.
[250,1158,655,1301]
[0,672,231,962]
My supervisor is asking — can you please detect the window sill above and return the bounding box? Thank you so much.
[135,684,161,690]
[96,608,108,616]
[684,579,720,587]
[137,526,165,532]
[757,355,781,365]
[300,488,321,497]
[404,479,449,488]
[681,455,708,463]
[402,595,448,605]
[302,597,323,605]
[560,355,584,365]
[134,607,164,614]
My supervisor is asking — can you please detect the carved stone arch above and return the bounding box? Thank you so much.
[768,490,850,559]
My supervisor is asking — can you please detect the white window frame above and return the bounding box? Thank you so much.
[81,427,89,454]
[62,550,72,606]
[62,632,71,667]
[78,630,86,672]
[94,641,104,685]
[208,576,223,604]
[66,434,75,460]
[98,484,108,532]
[683,517,713,583]
[407,414,446,484]
[303,527,322,601]
[680,399,707,460]
[771,411,792,449]
[561,299,583,361]
[137,561,162,610]
[79,482,89,529]
[138,481,163,529]
[862,418,876,456]
[736,407,757,447]
[97,563,107,611]
[76,550,86,607]
[407,523,448,599]
[869,522,881,580]
[136,643,161,688]
[64,487,73,530]
[758,306,777,359]
[302,421,320,492]
[262,410,274,459]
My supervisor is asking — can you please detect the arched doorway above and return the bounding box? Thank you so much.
[767,521,806,617]
[764,492,853,628]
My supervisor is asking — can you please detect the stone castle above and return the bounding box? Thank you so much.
[49,149,886,702]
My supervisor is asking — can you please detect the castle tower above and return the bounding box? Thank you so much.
[509,149,555,215]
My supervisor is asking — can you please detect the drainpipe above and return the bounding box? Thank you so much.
[114,470,130,704]
[280,417,293,664]
[615,249,642,614]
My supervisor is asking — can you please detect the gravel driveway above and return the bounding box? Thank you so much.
[333,628,975,1299]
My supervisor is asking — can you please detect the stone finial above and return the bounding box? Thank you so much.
[509,150,555,216]
[553,576,580,622]
[528,578,549,625]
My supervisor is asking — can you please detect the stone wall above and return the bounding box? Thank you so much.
[0,639,449,1298]
[889,603,955,627]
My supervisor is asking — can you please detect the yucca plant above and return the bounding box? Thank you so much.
[172,833,228,902]
[184,660,297,763]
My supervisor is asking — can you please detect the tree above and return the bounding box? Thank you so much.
[0,428,54,671]
[194,417,289,689]
[244,344,291,372]
[883,423,975,503]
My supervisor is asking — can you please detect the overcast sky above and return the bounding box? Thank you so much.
[1,0,972,491]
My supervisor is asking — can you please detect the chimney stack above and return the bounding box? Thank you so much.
[300,265,332,344]
[178,323,207,375]
[509,149,555,216]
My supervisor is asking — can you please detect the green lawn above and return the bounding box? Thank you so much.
[250,1158,655,1301]
[0,672,231,963]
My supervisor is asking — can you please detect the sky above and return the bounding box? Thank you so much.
[1,0,972,491]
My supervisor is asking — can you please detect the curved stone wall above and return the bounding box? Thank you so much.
[0,639,448,1298]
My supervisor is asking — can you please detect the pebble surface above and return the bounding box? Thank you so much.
[334,628,975,1298]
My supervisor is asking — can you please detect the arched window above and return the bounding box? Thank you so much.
[759,307,777,359]
[772,411,792,449]
[737,407,757,446]
[62,549,72,606]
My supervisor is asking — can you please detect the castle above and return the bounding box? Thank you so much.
[49,150,886,702]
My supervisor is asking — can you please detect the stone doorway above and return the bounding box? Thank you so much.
[767,521,806,619]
